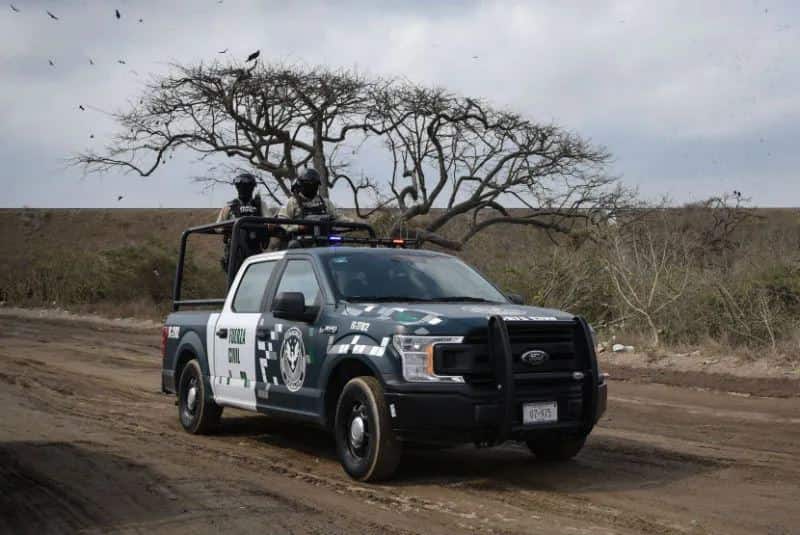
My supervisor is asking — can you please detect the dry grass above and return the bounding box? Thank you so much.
[1,206,798,362]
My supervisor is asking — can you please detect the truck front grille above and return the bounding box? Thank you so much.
[456,320,583,383]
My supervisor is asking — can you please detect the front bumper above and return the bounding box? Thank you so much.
[384,315,607,445]
[385,378,607,444]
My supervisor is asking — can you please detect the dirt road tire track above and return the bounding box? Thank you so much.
[1,312,798,534]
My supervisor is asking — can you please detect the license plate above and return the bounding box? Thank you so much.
[522,401,558,424]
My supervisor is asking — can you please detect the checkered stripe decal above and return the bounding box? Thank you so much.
[344,304,443,325]
[328,335,391,357]
[255,319,288,395]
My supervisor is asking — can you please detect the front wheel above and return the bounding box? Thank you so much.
[334,377,402,482]
[526,435,586,461]
[178,360,222,434]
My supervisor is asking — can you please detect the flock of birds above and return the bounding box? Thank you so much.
[8,3,261,68]
[8,3,261,202]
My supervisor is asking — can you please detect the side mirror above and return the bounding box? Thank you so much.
[272,291,315,322]
[506,293,525,305]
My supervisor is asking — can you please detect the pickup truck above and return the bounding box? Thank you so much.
[161,221,607,481]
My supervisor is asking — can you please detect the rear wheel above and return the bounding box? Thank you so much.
[526,435,586,461]
[178,359,222,434]
[334,376,402,481]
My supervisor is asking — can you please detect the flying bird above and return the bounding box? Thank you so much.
[138,18,143,23]
[89,58,94,65]
[471,55,479,59]
[246,50,260,62]
[117,195,124,201]
[46,10,58,20]
[48,59,54,66]
[129,69,139,76]
[115,8,120,19]
[117,59,126,64]
[10,4,20,13]
[78,105,85,111]
[218,48,228,54]
[89,134,94,139]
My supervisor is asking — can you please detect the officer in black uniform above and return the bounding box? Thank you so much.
[216,172,271,272]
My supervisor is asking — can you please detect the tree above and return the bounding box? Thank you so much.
[75,59,630,248]
[602,213,693,347]
[368,84,631,248]
[74,61,385,202]
[683,192,760,269]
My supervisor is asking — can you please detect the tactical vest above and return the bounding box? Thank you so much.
[297,195,328,217]
[228,196,263,218]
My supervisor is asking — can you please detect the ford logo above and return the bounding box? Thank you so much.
[521,350,549,366]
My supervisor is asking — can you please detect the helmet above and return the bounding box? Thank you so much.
[233,172,256,201]
[292,168,321,200]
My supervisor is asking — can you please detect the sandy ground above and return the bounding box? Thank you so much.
[1,312,798,535]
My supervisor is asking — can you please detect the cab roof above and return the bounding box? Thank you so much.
[293,246,451,259]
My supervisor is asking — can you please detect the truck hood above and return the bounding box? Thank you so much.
[337,301,575,336]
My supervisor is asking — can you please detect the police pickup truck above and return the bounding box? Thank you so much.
[161,217,607,481]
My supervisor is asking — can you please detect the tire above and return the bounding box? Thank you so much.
[177,359,222,434]
[334,376,402,482]
[526,435,586,461]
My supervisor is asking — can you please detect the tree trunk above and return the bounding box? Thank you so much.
[312,121,328,196]
[646,314,659,348]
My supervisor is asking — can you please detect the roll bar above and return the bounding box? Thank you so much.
[172,216,401,311]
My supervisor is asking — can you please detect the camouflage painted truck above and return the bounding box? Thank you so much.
[160,217,608,481]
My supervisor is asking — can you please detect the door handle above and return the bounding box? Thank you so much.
[256,328,268,341]
[216,328,228,339]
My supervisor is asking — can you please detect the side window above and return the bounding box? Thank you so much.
[276,260,321,306]
[232,261,276,313]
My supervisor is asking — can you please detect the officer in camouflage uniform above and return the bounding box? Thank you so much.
[270,168,344,249]
[217,172,272,272]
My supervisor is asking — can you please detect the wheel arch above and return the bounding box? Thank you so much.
[173,330,209,392]
[322,356,381,430]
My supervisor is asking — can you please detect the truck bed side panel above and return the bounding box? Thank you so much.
[162,311,216,394]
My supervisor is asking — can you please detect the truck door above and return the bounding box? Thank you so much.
[212,259,278,410]
[258,258,326,416]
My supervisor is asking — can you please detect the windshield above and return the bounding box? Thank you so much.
[322,251,507,303]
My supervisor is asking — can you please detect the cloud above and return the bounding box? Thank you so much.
[0,0,797,207]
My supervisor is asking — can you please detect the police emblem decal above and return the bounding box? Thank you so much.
[279,327,307,392]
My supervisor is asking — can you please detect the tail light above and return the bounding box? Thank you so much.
[161,326,168,358]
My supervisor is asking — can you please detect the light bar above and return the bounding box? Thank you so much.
[328,236,343,242]
[392,239,405,245]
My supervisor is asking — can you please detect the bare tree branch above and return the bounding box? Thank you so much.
[73,59,632,249]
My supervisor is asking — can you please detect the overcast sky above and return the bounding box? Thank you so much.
[0,0,797,208]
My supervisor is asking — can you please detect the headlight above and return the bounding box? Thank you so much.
[392,335,464,383]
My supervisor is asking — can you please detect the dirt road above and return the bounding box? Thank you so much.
[1,313,798,534]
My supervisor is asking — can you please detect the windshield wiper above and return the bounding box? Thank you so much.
[345,296,434,303]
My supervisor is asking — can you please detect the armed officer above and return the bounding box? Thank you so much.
[270,168,345,249]
[217,172,271,272]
